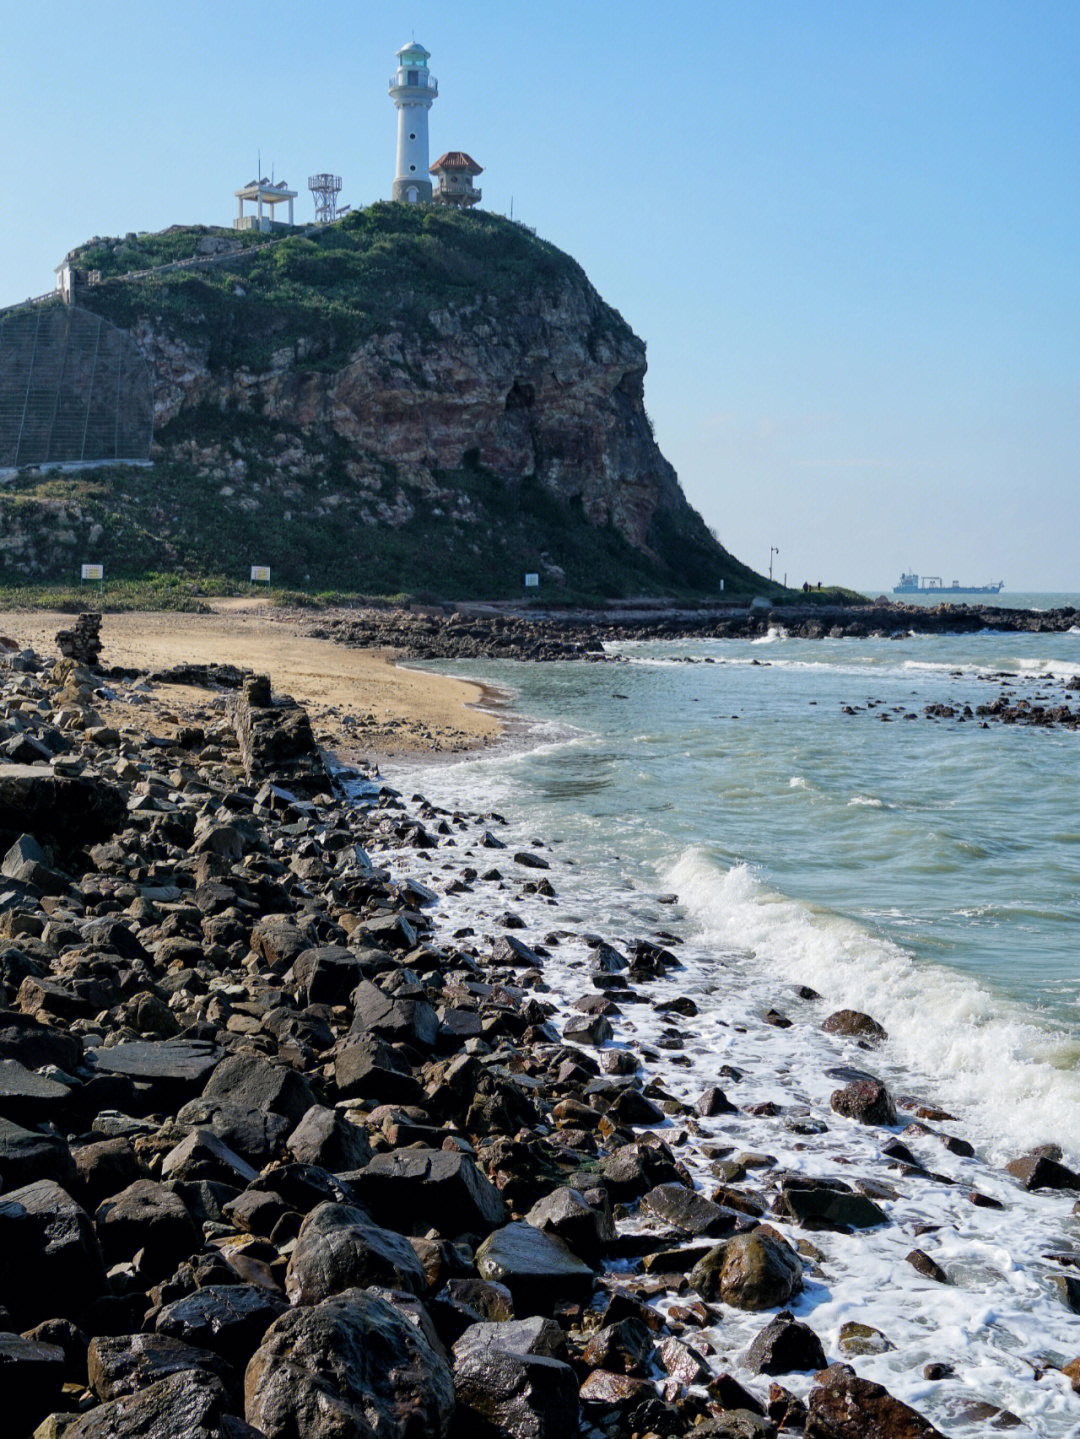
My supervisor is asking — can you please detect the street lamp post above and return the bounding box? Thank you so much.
[770,546,779,582]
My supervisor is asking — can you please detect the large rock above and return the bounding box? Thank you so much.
[773,1177,888,1230]
[95,1179,200,1278]
[805,1363,948,1437]
[476,1220,594,1311]
[524,1187,613,1264]
[743,1311,828,1375]
[1006,1149,1080,1191]
[0,766,126,850]
[245,1288,455,1439]
[0,1178,107,1327]
[85,1038,221,1109]
[822,1010,887,1043]
[452,1321,580,1439]
[830,1079,898,1127]
[87,1332,231,1401]
[347,1147,507,1237]
[0,1057,71,1124]
[690,1229,802,1310]
[0,1115,75,1189]
[0,1333,65,1435]
[174,1096,293,1165]
[351,979,439,1050]
[641,1182,739,1237]
[0,1009,82,1071]
[200,1052,317,1126]
[334,1033,424,1105]
[285,1201,426,1304]
[64,1369,241,1439]
[287,1104,372,1172]
[155,1284,289,1369]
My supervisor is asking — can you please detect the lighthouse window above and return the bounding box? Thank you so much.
[407,70,418,84]
[409,164,416,172]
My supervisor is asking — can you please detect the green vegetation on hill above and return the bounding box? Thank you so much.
[75,206,632,375]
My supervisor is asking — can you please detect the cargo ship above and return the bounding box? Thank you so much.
[894,573,1005,595]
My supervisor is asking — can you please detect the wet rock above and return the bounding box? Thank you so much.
[906,1249,949,1284]
[805,1363,948,1437]
[65,1369,240,1439]
[743,1310,828,1375]
[524,1187,613,1264]
[697,1085,738,1116]
[773,1176,887,1230]
[578,1368,654,1408]
[690,1228,802,1310]
[582,1317,655,1375]
[87,1332,231,1401]
[155,1284,289,1370]
[476,1220,595,1311]
[490,935,544,969]
[0,1178,107,1327]
[1006,1150,1080,1191]
[830,1079,898,1126]
[837,1321,894,1357]
[695,1414,777,1439]
[285,1201,426,1304]
[822,1009,888,1043]
[95,1179,200,1278]
[641,1182,739,1237]
[0,1333,65,1435]
[453,1341,579,1437]
[286,1105,372,1172]
[347,1147,506,1237]
[245,1288,455,1439]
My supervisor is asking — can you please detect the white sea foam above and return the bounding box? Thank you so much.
[667,848,1080,1162]
[848,793,885,806]
[789,775,808,789]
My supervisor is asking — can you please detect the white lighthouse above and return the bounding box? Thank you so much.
[389,41,438,203]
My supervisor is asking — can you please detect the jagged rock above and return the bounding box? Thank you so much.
[333,1033,424,1105]
[0,1116,75,1189]
[155,1284,289,1369]
[85,1038,221,1108]
[805,1363,948,1437]
[476,1220,594,1310]
[830,1079,898,1127]
[293,946,359,1006]
[0,767,125,850]
[0,1178,107,1327]
[1006,1150,1080,1191]
[95,1179,200,1278]
[350,979,439,1050]
[286,1105,372,1172]
[347,1147,506,1237]
[244,1288,455,1439]
[581,1318,655,1375]
[837,1322,894,1357]
[690,1229,802,1310]
[0,1333,65,1435]
[160,1128,259,1186]
[524,1186,613,1264]
[452,1322,580,1438]
[773,1177,887,1230]
[743,1310,828,1375]
[87,1333,231,1401]
[906,1249,950,1284]
[200,1052,317,1126]
[285,1201,426,1304]
[64,1370,241,1439]
[641,1182,739,1237]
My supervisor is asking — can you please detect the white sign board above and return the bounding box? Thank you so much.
[523,573,540,588]
[250,566,271,583]
[81,564,103,581]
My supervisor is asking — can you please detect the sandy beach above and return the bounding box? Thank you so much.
[0,599,501,762]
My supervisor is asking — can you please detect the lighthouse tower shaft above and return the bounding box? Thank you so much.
[389,42,438,203]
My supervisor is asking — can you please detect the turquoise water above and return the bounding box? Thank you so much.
[408,618,1080,1156]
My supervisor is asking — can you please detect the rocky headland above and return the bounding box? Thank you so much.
[0,622,1076,1437]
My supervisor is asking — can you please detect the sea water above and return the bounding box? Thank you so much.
[375,610,1080,1431]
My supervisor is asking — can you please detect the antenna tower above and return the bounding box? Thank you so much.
[308,173,343,224]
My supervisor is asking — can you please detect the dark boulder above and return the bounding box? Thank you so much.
[452,1323,580,1438]
[0,1333,65,1435]
[830,1079,898,1127]
[0,766,126,850]
[245,1288,455,1439]
[743,1310,828,1375]
[351,979,439,1050]
[476,1220,594,1311]
[805,1363,948,1437]
[85,1038,221,1109]
[65,1369,241,1439]
[286,1105,372,1172]
[285,1201,426,1304]
[524,1187,614,1264]
[0,1178,107,1327]
[155,1284,289,1370]
[773,1177,888,1230]
[0,1116,75,1189]
[95,1179,200,1278]
[1006,1150,1080,1191]
[641,1182,739,1237]
[822,1009,887,1043]
[201,1052,317,1127]
[347,1147,506,1237]
[690,1229,802,1310]
[87,1332,231,1401]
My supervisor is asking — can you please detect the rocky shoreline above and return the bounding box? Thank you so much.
[0,630,1078,1437]
[296,601,1080,664]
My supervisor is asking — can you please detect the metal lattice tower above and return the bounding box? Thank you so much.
[308,174,342,224]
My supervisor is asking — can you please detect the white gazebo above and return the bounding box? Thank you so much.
[233,178,297,232]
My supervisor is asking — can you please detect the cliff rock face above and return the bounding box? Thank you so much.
[8,207,761,597]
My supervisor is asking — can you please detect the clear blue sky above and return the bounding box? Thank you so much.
[2,1,1077,588]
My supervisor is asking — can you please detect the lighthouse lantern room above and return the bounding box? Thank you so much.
[389,41,438,203]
